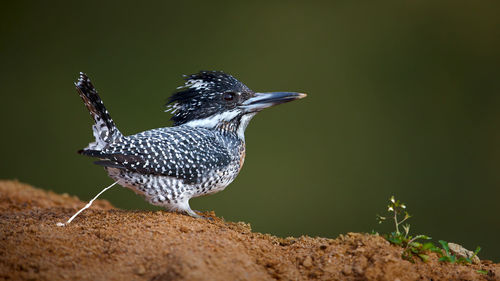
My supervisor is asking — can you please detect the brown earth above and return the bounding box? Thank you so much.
[0,180,498,281]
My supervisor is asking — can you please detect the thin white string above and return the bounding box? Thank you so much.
[56,181,118,227]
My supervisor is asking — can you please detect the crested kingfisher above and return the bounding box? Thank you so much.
[74,71,306,219]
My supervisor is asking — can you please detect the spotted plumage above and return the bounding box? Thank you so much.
[75,71,306,218]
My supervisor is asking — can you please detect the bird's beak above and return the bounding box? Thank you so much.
[240,92,307,112]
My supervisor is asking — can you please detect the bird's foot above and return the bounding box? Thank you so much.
[185,209,213,220]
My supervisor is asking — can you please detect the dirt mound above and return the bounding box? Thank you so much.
[0,180,498,281]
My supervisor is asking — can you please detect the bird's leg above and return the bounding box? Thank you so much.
[185,208,204,219]
[186,208,214,220]
[181,201,213,220]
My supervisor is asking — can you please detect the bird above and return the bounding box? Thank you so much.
[74,71,306,219]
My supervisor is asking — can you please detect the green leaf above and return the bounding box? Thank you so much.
[477,270,488,275]
[438,240,450,255]
[415,235,431,240]
[410,247,419,254]
[474,246,481,255]
[422,242,437,251]
[388,236,402,245]
[456,257,469,264]
[418,254,429,262]
[430,246,442,253]
[409,242,422,249]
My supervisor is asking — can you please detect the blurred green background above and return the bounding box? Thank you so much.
[1,1,499,260]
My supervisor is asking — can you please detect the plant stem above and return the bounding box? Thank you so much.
[394,209,400,235]
[398,216,409,226]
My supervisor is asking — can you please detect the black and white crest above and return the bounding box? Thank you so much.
[166,71,253,126]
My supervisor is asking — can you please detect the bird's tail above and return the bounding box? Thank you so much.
[75,72,122,151]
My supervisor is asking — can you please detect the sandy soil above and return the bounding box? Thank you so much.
[0,180,498,281]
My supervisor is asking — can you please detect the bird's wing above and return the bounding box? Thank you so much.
[85,127,233,184]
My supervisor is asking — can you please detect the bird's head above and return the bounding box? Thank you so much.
[166,71,306,138]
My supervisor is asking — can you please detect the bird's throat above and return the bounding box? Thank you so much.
[184,111,256,141]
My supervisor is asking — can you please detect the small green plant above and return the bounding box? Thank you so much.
[376,196,482,265]
[438,240,481,264]
[376,196,439,262]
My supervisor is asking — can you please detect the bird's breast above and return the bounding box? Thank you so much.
[239,144,246,170]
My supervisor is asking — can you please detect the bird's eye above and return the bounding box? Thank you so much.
[223,92,236,101]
